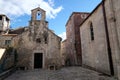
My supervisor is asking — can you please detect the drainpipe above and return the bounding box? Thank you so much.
[102,0,114,75]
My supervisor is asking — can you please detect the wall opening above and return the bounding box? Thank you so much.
[0,16,2,20]
[36,38,41,43]
[6,17,9,21]
[90,22,94,41]
[5,40,11,46]
[36,11,41,20]
[43,31,48,44]
[34,53,43,68]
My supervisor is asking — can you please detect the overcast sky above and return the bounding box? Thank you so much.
[0,0,101,40]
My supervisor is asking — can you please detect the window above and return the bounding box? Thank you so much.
[43,31,48,44]
[5,40,11,45]
[90,22,94,41]
[36,38,41,43]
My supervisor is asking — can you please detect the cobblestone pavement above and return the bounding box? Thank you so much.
[4,67,117,80]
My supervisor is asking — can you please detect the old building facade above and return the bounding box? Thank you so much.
[0,7,62,70]
[80,0,120,79]
[0,15,17,73]
[65,12,89,66]
[12,7,62,69]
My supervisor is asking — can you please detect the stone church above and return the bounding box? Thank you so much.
[0,7,62,70]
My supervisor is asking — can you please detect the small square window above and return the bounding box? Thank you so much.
[5,40,11,45]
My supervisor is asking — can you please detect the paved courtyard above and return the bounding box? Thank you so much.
[4,67,117,80]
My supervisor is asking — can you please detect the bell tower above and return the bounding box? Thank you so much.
[29,7,47,26]
[29,7,48,41]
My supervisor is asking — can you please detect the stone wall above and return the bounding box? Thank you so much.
[80,3,110,74]
[61,40,67,66]
[80,0,120,78]
[66,14,76,66]
[65,12,89,66]
[12,25,62,69]
[104,0,120,79]
[112,0,120,79]
[0,35,16,48]
[10,7,62,70]
[74,13,89,65]
[0,47,16,72]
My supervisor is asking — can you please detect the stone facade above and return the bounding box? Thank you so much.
[80,0,120,79]
[0,8,62,70]
[0,14,17,73]
[61,39,67,66]
[0,34,17,48]
[11,7,62,69]
[0,47,17,73]
[65,12,89,66]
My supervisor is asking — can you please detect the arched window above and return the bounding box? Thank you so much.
[36,11,41,20]
[90,22,94,41]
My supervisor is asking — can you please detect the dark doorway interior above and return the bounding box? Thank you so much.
[34,53,43,68]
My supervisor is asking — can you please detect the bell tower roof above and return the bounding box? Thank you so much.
[31,7,46,21]
[31,7,45,12]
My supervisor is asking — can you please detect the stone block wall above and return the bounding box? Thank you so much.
[0,35,15,48]
[0,47,16,72]
[65,12,89,66]
[80,3,111,74]
[104,0,120,79]
[12,26,62,70]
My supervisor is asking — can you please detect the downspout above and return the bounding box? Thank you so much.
[102,0,114,75]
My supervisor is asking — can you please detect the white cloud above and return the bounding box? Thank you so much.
[58,32,66,41]
[48,0,54,7]
[0,0,63,19]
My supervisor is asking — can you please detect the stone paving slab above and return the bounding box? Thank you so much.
[4,67,117,80]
